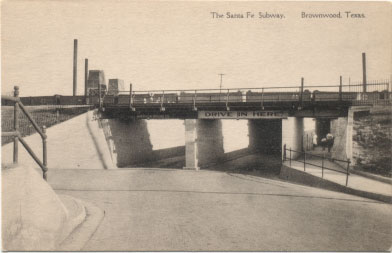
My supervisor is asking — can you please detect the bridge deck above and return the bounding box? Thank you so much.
[2,82,390,118]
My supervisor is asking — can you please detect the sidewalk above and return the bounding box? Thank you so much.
[282,159,392,202]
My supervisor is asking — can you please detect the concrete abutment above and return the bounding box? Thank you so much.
[183,119,198,170]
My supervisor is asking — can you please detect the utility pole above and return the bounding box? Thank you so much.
[219,73,225,91]
[218,73,225,102]
[219,73,225,100]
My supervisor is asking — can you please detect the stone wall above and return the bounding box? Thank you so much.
[352,106,392,177]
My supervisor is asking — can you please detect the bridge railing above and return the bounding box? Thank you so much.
[1,86,48,180]
[114,80,390,108]
[9,80,389,108]
[283,144,350,186]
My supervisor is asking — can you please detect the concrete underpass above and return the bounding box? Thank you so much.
[99,117,299,173]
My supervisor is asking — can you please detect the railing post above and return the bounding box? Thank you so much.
[306,134,309,151]
[193,90,197,111]
[56,109,60,123]
[226,89,230,110]
[13,86,19,164]
[289,148,292,167]
[321,153,324,178]
[362,53,367,93]
[129,83,133,109]
[299,77,304,109]
[42,125,48,181]
[98,82,102,108]
[339,76,343,102]
[303,150,306,171]
[283,144,286,161]
[160,90,165,111]
[346,159,350,186]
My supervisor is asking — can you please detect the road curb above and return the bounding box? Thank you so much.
[57,200,105,251]
[279,165,392,204]
[350,169,392,185]
[58,195,87,245]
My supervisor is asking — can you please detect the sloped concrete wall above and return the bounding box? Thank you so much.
[1,110,115,169]
[2,165,68,251]
[102,119,153,167]
[100,118,187,168]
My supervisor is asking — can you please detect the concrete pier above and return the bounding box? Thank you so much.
[183,119,198,170]
[282,117,304,160]
[196,120,224,166]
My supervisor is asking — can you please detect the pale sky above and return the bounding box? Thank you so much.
[1,1,391,96]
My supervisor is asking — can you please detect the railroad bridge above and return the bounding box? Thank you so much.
[3,80,390,170]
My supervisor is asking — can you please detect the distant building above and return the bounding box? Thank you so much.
[87,70,106,95]
[108,79,124,95]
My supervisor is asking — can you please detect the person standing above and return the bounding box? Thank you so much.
[326,133,334,153]
[312,134,318,150]
[321,137,327,151]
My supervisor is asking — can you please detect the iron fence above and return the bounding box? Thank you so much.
[283,144,351,186]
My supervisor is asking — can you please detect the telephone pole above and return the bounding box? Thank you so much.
[219,73,225,89]
[219,73,225,92]
[218,73,225,101]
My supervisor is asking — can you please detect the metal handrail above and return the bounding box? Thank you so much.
[283,144,350,186]
[1,86,48,180]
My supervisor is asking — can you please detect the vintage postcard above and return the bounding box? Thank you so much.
[1,0,391,252]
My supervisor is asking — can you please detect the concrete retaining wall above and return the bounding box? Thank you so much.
[2,165,68,251]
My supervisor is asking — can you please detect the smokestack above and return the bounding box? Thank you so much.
[73,39,78,96]
[84,58,88,97]
[362,52,367,92]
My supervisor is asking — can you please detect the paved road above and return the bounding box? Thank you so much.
[48,168,392,251]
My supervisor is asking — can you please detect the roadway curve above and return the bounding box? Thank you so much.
[49,168,392,251]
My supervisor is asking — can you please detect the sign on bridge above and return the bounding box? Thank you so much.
[198,111,288,119]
